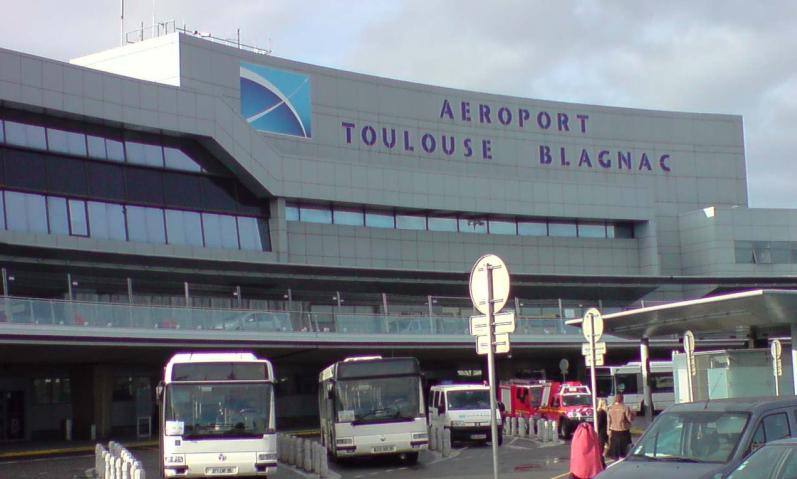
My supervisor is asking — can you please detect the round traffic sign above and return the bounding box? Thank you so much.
[559,358,570,374]
[771,339,782,360]
[581,308,603,342]
[469,254,511,315]
[683,330,695,354]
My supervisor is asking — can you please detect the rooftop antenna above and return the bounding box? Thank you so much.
[120,0,125,46]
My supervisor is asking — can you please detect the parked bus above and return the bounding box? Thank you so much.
[318,356,428,463]
[608,360,674,414]
[157,352,276,478]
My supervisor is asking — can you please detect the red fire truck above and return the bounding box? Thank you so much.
[499,380,593,439]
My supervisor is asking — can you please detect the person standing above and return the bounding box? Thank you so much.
[596,399,609,457]
[606,393,634,460]
[569,422,605,479]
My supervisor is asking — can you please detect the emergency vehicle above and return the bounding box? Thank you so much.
[499,380,593,439]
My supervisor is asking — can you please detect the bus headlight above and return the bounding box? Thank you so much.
[412,432,428,440]
[336,437,354,446]
[257,452,277,462]
[164,454,185,465]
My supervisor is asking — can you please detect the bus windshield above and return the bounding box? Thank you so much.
[166,383,273,438]
[447,390,491,410]
[336,376,421,424]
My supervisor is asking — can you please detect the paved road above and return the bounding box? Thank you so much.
[0,453,94,478]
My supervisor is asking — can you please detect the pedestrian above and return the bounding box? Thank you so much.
[606,393,634,460]
[596,399,609,458]
[569,422,604,479]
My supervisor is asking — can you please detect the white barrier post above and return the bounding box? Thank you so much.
[319,443,329,479]
[442,427,451,457]
[304,439,313,472]
[551,420,558,442]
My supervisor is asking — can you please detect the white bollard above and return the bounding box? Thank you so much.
[319,444,329,479]
[442,427,451,457]
[115,456,123,479]
[303,439,313,472]
[105,451,112,479]
[520,417,527,436]
[429,425,437,451]
[512,417,518,436]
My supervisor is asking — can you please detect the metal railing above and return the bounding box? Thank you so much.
[123,20,271,55]
[0,296,580,337]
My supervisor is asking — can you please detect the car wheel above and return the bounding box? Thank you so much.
[404,452,419,465]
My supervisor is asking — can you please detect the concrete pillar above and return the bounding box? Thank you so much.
[640,337,654,422]
[791,325,797,399]
[71,365,114,440]
[269,198,289,261]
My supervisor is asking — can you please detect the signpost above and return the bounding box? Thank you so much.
[684,330,696,402]
[581,308,603,432]
[771,339,783,396]
[469,254,511,479]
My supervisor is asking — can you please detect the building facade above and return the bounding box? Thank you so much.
[0,32,795,441]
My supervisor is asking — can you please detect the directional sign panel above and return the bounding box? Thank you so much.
[476,333,510,355]
[582,342,607,356]
[585,354,605,367]
[470,311,516,336]
[470,315,490,337]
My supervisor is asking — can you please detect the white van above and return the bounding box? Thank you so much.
[428,384,503,446]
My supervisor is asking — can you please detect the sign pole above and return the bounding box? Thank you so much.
[486,263,499,479]
[589,312,598,433]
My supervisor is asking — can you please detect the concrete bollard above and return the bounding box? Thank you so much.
[441,427,451,457]
[520,417,527,436]
[303,439,313,472]
[115,456,123,479]
[105,451,112,479]
[319,443,329,479]
[512,417,519,436]
[429,425,437,451]
[133,460,146,479]
[552,420,559,442]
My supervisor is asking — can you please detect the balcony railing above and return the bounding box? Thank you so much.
[0,296,581,337]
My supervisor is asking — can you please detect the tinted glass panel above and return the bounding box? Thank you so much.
[125,168,164,204]
[365,210,394,228]
[396,214,426,230]
[0,120,4,143]
[614,223,634,238]
[202,213,239,249]
[300,205,332,224]
[163,173,202,209]
[87,162,125,200]
[125,141,163,167]
[5,191,47,233]
[518,221,547,236]
[0,193,4,229]
[5,122,47,150]
[87,201,126,241]
[46,197,69,235]
[165,209,203,247]
[333,208,364,226]
[47,129,86,156]
[126,205,165,244]
[4,149,47,190]
[68,199,88,236]
[338,358,420,379]
[735,241,754,264]
[200,177,238,213]
[285,204,299,221]
[164,147,201,172]
[459,217,487,234]
[237,216,265,251]
[549,221,577,237]
[763,413,790,441]
[771,241,790,263]
[171,363,268,381]
[105,139,125,162]
[86,135,107,160]
[489,219,516,235]
[428,216,457,232]
[578,222,606,238]
[46,157,88,196]
[236,188,263,216]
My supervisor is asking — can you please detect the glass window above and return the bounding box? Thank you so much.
[578,222,606,238]
[459,217,487,234]
[47,197,69,235]
[614,223,635,238]
[87,162,125,200]
[792,244,797,264]
[299,205,332,224]
[202,213,239,249]
[518,220,547,236]
[4,121,47,150]
[165,209,203,247]
[753,242,772,264]
[428,215,458,232]
[199,177,237,213]
[5,191,48,233]
[164,147,201,172]
[549,221,577,237]
[0,193,4,229]
[771,242,790,263]
[488,219,517,235]
[237,216,268,251]
[333,207,364,226]
[47,128,87,157]
[365,210,394,228]
[727,444,787,479]
[763,413,790,442]
[735,241,755,264]
[285,204,299,221]
[125,168,164,205]
[4,150,47,190]
[106,139,125,162]
[68,199,88,236]
[396,213,426,230]
[86,135,107,160]
[126,205,166,244]
[0,119,4,143]
[125,141,163,167]
[88,201,126,241]
[46,157,88,196]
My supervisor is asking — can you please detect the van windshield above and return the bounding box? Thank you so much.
[562,395,592,407]
[629,411,749,464]
[447,390,491,410]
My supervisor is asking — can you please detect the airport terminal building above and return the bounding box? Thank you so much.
[1,31,797,442]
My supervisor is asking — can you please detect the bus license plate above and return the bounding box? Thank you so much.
[373,445,396,453]
[471,433,487,439]
[206,466,237,475]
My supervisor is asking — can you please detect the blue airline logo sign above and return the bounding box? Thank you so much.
[239,62,312,138]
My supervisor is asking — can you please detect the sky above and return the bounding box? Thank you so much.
[1,0,796,208]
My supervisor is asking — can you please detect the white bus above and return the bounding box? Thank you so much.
[608,360,674,414]
[319,356,428,463]
[158,352,276,478]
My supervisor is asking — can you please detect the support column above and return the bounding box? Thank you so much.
[269,198,289,261]
[791,325,797,398]
[640,337,653,423]
[70,365,114,440]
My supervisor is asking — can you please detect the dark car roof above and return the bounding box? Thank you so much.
[664,396,797,414]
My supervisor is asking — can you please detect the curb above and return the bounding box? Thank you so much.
[0,439,158,461]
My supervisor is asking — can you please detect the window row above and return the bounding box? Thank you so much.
[0,189,270,252]
[0,118,202,173]
[285,203,635,239]
[735,241,797,264]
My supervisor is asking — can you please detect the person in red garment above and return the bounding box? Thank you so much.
[569,422,605,479]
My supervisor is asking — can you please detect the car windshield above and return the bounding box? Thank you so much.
[336,376,422,424]
[630,411,749,464]
[165,383,272,438]
[447,390,490,410]
[727,444,791,479]
[562,394,592,406]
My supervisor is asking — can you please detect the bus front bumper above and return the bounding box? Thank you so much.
[164,453,276,477]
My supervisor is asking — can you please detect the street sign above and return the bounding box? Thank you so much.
[771,339,782,360]
[582,308,604,342]
[469,254,510,315]
[683,331,695,354]
[774,361,783,377]
[476,333,510,355]
[559,358,570,375]
[470,311,516,336]
[585,354,605,367]
[582,342,607,356]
